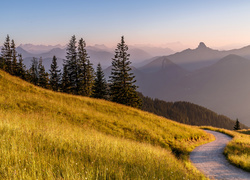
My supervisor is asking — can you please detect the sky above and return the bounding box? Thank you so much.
[1,0,250,51]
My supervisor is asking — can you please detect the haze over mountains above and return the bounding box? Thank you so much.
[13,42,250,126]
[16,44,174,70]
[136,43,250,126]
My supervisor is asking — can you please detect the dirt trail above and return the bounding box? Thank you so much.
[190,130,250,179]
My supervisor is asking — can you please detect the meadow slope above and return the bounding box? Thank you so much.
[0,70,213,179]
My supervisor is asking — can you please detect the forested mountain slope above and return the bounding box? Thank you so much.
[140,94,248,130]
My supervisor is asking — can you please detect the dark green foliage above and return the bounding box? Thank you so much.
[109,36,141,108]
[49,56,61,91]
[1,35,26,79]
[29,57,39,85]
[61,64,71,93]
[0,57,5,70]
[139,93,249,130]
[77,38,95,96]
[38,57,49,88]
[16,54,26,80]
[10,39,18,75]
[64,35,78,94]
[1,35,12,72]
[234,119,241,130]
[84,60,95,96]
[62,36,95,96]
[92,63,108,99]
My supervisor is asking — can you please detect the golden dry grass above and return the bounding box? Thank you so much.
[0,70,213,179]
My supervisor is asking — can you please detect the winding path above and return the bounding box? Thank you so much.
[190,130,250,179]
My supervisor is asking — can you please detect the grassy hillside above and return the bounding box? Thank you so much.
[0,70,213,179]
[202,126,250,172]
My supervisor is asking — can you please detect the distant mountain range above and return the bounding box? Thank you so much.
[135,44,250,126]
[19,44,66,54]
[14,42,250,126]
[16,44,174,70]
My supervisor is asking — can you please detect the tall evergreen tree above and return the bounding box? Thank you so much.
[10,39,18,75]
[17,54,26,80]
[109,36,141,108]
[49,56,61,91]
[61,64,70,93]
[92,63,108,99]
[77,38,94,96]
[234,118,241,130]
[1,35,12,72]
[38,57,49,88]
[64,35,78,94]
[84,59,95,96]
[29,57,39,85]
[77,38,88,95]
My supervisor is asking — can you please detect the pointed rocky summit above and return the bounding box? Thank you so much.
[197,42,207,49]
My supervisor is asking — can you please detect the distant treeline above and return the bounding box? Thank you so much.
[139,93,248,130]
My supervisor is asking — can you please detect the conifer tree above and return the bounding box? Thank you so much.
[92,63,108,99]
[61,64,70,93]
[77,38,88,95]
[64,35,78,94]
[234,118,241,130]
[77,38,94,96]
[84,59,95,96]
[49,56,61,91]
[29,57,39,85]
[17,54,26,80]
[1,35,12,72]
[38,57,49,88]
[109,36,141,108]
[10,39,18,75]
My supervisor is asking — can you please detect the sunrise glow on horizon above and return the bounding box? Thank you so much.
[1,0,250,50]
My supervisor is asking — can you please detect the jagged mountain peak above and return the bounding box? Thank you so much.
[197,42,207,49]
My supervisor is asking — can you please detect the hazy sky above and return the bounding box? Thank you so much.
[1,0,250,50]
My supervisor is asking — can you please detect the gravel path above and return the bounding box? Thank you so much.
[190,130,250,180]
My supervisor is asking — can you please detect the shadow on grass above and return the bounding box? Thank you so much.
[237,130,250,135]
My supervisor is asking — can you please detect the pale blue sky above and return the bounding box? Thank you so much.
[1,0,250,49]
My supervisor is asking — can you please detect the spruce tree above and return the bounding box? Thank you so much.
[64,35,78,94]
[92,63,108,99]
[38,57,49,88]
[77,38,94,96]
[49,56,61,91]
[234,118,241,130]
[1,35,12,72]
[11,39,18,75]
[29,57,39,85]
[17,54,26,80]
[109,36,141,108]
[77,38,88,95]
[61,64,70,93]
[84,59,95,96]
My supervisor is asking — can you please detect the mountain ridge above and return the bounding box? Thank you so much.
[138,54,250,126]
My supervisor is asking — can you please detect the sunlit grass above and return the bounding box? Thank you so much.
[0,70,212,179]
[202,126,250,172]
